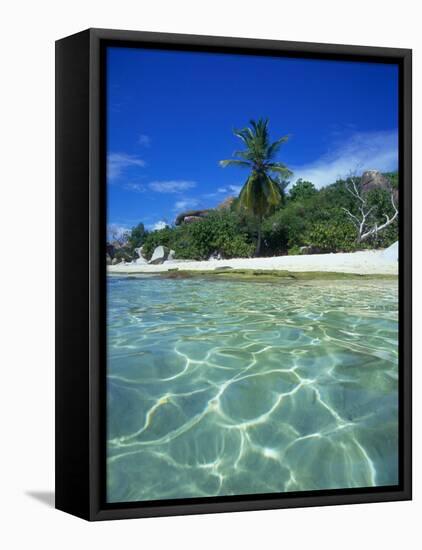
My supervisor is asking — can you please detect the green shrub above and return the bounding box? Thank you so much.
[173,210,253,260]
[288,179,317,202]
[304,220,357,252]
[173,221,212,260]
[383,172,398,190]
[124,171,399,261]
[216,234,254,258]
[113,247,135,262]
[288,245,302,256]
[142,226,175,259]
[126,222,148,253]
[140,210,254,261]
[364,187,398,248]
[261,173,399,255]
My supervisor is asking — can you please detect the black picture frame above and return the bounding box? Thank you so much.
[55,28,412,521]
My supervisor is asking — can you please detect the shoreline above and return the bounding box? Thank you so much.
[107,249,398,277]
[108,269,397,283]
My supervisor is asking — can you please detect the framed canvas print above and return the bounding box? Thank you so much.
[55,28,412,521]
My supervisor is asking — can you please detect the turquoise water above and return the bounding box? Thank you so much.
[107,275,398,503]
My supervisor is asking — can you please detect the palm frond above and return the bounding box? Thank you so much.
[232,149,255,161]
[237,171,281,218]
[238,173,261,216]
[274,177,290,197]
[233,127,254,148]
[262,176,282,206]
[266,163,293,177]
[267,135,289,160]
[220,118,290,221]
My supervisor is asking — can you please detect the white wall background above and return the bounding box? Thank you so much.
[0,1,419,548]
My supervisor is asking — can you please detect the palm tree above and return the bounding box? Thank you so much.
[220,118,291,255]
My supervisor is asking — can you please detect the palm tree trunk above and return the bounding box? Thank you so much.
[255,218,262,256]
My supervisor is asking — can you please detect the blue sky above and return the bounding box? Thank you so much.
[106,46,398,236]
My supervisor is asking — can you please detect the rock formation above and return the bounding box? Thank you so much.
[360,170,392,193]
[149,245,170,264]
[175,209,211,226]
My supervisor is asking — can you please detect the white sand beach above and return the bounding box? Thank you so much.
[108,246,398,276]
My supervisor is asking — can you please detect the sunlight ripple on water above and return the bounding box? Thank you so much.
[107,276,398,502]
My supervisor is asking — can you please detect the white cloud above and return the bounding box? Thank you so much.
[138,134,151,147]
[107,153,145,181]
[149,180,196,193]
[123,182,146,193]
[228,184,242,194]
[151,221,167,231]
[217,185,242,194]
[174,198,200,212]
[291,130,398,188]
[210,184,242,197]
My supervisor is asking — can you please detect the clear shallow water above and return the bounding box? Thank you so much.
[107,276,398,503]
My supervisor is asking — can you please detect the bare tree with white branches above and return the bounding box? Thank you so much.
[342,175,398,243]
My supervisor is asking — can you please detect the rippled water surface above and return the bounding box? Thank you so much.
[107,275,398,503]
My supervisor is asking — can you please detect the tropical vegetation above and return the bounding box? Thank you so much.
[109,171,398,263]
[219,118,291,255]
[106,117,398,263]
